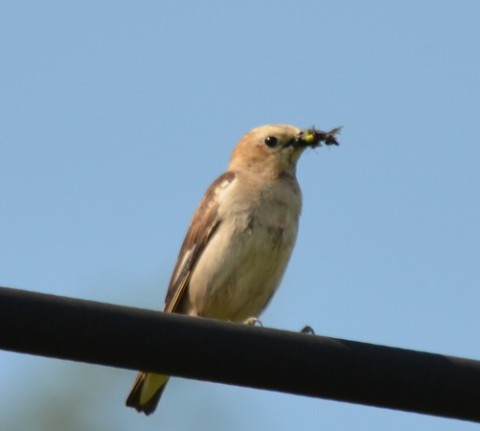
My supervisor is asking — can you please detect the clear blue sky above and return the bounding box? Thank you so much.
[1,1,480,430]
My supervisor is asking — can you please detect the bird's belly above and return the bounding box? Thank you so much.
[187,216,298,322]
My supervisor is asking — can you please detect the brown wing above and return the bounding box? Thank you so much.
[164,171,235,313]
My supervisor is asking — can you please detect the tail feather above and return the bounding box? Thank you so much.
[126,372,170,415]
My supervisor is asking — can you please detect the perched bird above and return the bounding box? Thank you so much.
[126,124,339,414]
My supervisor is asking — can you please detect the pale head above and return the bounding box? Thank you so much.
[229,124,305,178]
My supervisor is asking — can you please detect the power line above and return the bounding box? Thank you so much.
[0,285,479,422]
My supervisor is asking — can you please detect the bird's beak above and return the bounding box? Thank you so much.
[289,127,341,149]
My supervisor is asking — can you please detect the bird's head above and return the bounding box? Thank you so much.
[229,124,340,178]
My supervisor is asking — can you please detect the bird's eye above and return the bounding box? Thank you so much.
[264,136,278,148]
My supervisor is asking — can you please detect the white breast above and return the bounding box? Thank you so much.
[188,176,302,321]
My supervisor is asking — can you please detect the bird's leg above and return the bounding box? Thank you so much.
[244,317,263,327]
[300,325,315,335]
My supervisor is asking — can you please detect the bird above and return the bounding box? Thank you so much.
[126,124,339,414]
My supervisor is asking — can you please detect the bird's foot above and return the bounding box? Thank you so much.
[244,317,263,327]
[300,325,315,335]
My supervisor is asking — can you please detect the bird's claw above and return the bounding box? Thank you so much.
[244,317,263,327]
[300,325,315,335]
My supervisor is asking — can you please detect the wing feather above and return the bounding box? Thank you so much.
[164,171,235,313]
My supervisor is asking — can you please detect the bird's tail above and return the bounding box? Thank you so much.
[126,372,170,415]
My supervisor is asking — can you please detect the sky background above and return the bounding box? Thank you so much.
[1,1,480,430]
